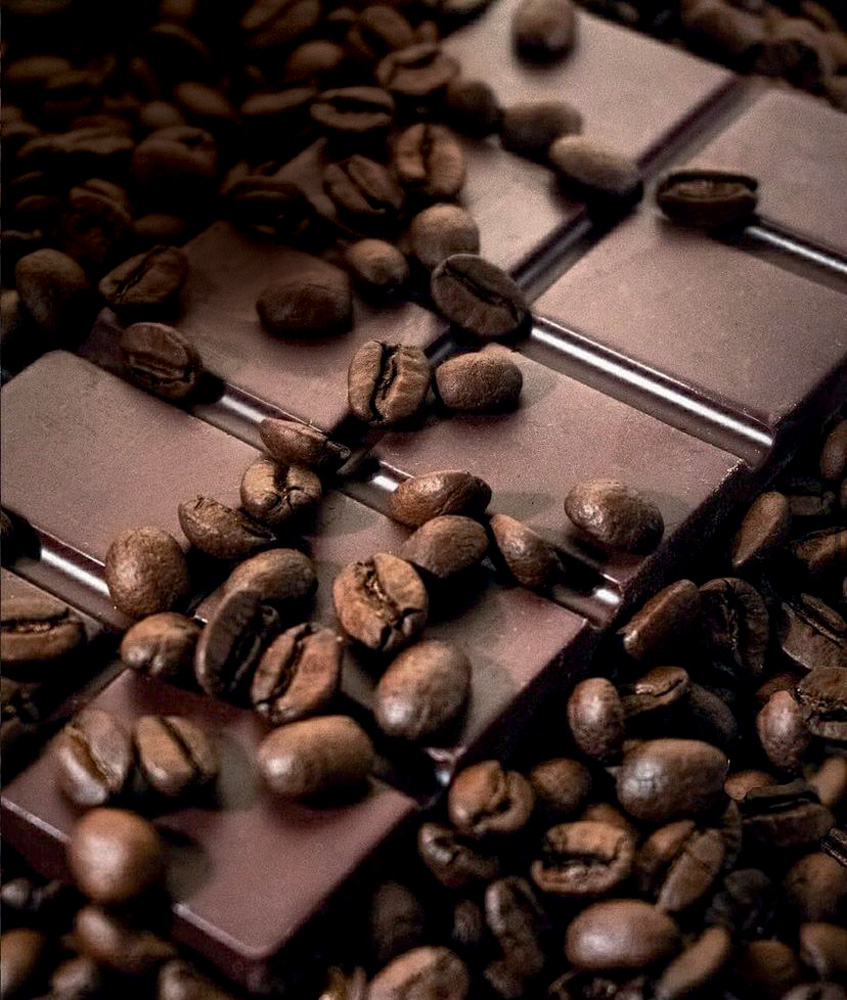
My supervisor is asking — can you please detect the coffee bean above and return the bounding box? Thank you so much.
[617,739,729,823]
[531,820,635,897]
[74,905,176,975]
[55,708,133,808]
[134,715,218,799]
[528,758,592,818]
[389,470,492,527]
[239,457,322,528]
[376,43,459,100]
[99,246,188,319]
[323,155,404,229]
[15,248,91,338]
[58,187,132,270]
[221,548,317,615]
[130,126,217,208]
[790,527,847,584]
[549,137,642,200]
[700,576,769,679]
[637,820,725,912]
[410,204,479,271]
[435,348,524,413]
[259,418,350,473]
[178,496,275,560]
[487,514,561,590]
[740,781,834,850]
[799,922,847,980]
[448,760,535,837]
[332,552,428,654]
[311,86,395,136]
[620,666,690,724]
[681,1,767,68]
[820,420,847,481]
[194,587,282,699]
[120,612,201,681]
[732,940,804,1000]
[226,175,319,242]
[725,768,777,801]
[485,877,547,979]
[139,100,188,132]
[257,714,374,799]
[451,899,485,950]
[369,882,428,968]
[653,926,732,1000]
[374,639,471,741]
[756,690,809,772]
[797,665,847,740]
[656,170,758,228]
[67,807,164,904]
[393,123,466,199]
[512,0,577,62]
[344,239,409,296]
[347,6,416,62]
[777,593,847,672]
[369,947,468,1000]
[401,515,488,580]
[785,851,847,922]
[158,958,239,1000]
[49,955,105,998]
[500,101,582,160]
[0,594,85,674]
[431,254,529,340]
[809,756,847,810]
[443,79,501,138]
[618,579,700,662]
[565,479,663,553]
[134,212,191,248]
[418,822,500,890]
[105,526,190,619]
[567,678,625,761]
[730,491,791,570]
[347,340,431,426]
[565,900,680,970]
[257,260,353,338]
[119,321,203,401]
[250,622,342,725]
[0,928,46,999]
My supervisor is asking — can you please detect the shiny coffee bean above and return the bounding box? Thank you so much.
[528,758,592,818]
[105,526,190,619]
[0,928,46,999]
[785,851,847,922]
[512,0,578,61]
[435,348,522,413]
[740,781,834,850]
[311,86,395,136]
[178,496,275,560]
[369,881,428,967]
[221,548,317,615]
[549,136,642,199]
[389,470,492,527]
[15,248,91,338]
[431,254,529,340]
[654,926,733,1000]
[376,43,459,100]
[55,708,133,808]
[778,594,847,672]
[120,612,201,681]
[99,246,188,319]
[257,714,374,799]
[374,639,471,741]
[250,622,342,725]
[119,322,203,401]
[500,101,582,160]
[730,490,791,570]
[790,527,847,584]
[656,170,758,228]
[332,553,428,654]
[637,820,725,912]
[393,123,466,200]
[418,822,499,888]
[443,78,501,138]
[531,820,635,897]
[240,457,322,528]
[565,479,663,553]
[369,947,469,1000]
[756,690,809,772]
[565,900,680,970]
[700,576,769,679]
[488,513,561,589]
[158,958,239,1000]
[347,340,431,426]
[797,665,847,741]
[618,579,700,662]
[484,877,547,979]
[344,239,409,296]
[259,417,350,471]
[567,677,625,761]
[410,203,479,271]
[134,715,218,798]
[323,155,404,229]
[74,905,176,975]
[620,666,690,723]
[448,760,534,837]
[257,261,353,338]
[401,515,488,580]
[0,594,85,674]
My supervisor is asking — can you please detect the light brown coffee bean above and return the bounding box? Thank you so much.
[376,43,459,100]
[431,254,529,340]
[134,715,218,798]
[797,665,847,741]
[259,417,350,471]
[409,203,479,271]
[784,851,847,922]
[488,513,561,589]
[344,239,409,296]
[730,491,791,570]
[221,548,317,613]
[257,261,353,338]
[105,526,190,619]
[637,820,726,913]
[311,86,395,136]
[500,101,581,160]
[56,709,133,808]
[369,947,469,1000]
[820,420,847,481]
[389,470,492,527]
[549,136,642,199]
[0,929,46,999]
[393,123,467,199]
[178,496,275,560]
[1,594,85,673]
[434,348,522,412]
[119,612,201,681]
[323,155,404,228]
[528,758,592,818]
[417,822,499,888]
[15,247,91,338]
[443,78,501,138]
[99,246,188,318]
[565,479,663,553]
[119,321,203,401]
[158,959,239,1000]
[448,760,534,837]
[567,677,624,761]
[654,926,733,1000]
[756,691,810,773]
[348,340,431,425]
[565,900,680,970]
[400,515,488,580]
[512,0,577,62]
[240,457,322,528]
[618,579,700,662]
[732,940,804,1000]
[799,922,847,979]
[74,906,176,975]
[531,820,635,897]
[484,877,547,980]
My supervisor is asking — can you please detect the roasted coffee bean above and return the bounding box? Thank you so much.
[239,457,322,528]
[681,0,767,67]
[756,690,809,772]
[654,925,732,1000]
[809,756,847,810]
[756,16,833,90]
[55,708,133,808]
[332,552,428,653]
[790,527,847,583]
[512,0,577,62]
[240,0,320,50]
[617,739,729,823]
[49,954,105,998]
[785,851,847,922]
[730,491,791,570]
[487,513,560,591]
[347,6,416,62]
[369,882,427,967]
[741,781,834,850]
[565,479,663,553]
[259,418,350,471]
[194,587,281,699]
[549,136,642,200]
[134,212,191,248]
[619,579,700,661]
[820,420,847,481]
[0,928,46,998]
[376,43,459,100]
[706,866,776,936]
[67,808,164,905]
[500,101,581,160]
[409,203,479,271]
[401,516,488,580]
[323,156,404,229]
[139,100,188,132]
[221,548,317,615]
[443,78,501,138]
[434,348,522,415]
[319,966,367,1000]
[452,898,485,949]
[178,496,275,561]
[130,126,217,207]
[781,984,847,1000]
[732,940,804,1000]
[257,714,374,799]
[105,526,190,619]
[637,820,725,912]
[778,594,847,672]
[311,86,395,136]
[369,947,469,1000]
[799,922,847,979]
[250,623,342,725]
[531,820,635,897]
[158,959,239,1000]
[374,639,471,740]
[725,768,777,802]
[797,665,847,740]
[120,612,201,681]
[485,877,547,979]
[620,666,690,723]
[656,170,758,228]
[57,187,131,270]
[389,470,492,527]
[99,246,188,319]
[418,821,499,888]
[344,239,409,296]
[74,905,176,975]
[565,900,680,970]
[528,758,592,818]
[226,175,319,242]
[448,761,534,837]
[257,261,353,338]
[431,254,529,340]
[700,576,769,678]
[119,322,202,401]
[567,677,625,761]
[134,715,217,798]
[0,594,85,673]
[393,123,466,199]
[347,340,431,426]
[15,248,91,339]
[174,81,236,132]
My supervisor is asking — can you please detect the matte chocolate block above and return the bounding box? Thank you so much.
[1,669,419,993]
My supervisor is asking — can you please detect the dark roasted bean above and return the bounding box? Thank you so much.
[443,78,501,138]
[324,155,404,229]
[347,6,416,62]
[785,851,847,922]
[799,922,847,980]
[654,926,732,1000]
[130,126,217,207]
[376,43,459,100]
[347,340,431,426]
[369,947,469,1000]
[797,665,847,741]
[1,594,85,673]
[393,123,466,199]
[55,709,133,808]
[158,958,239,1000]
[732,940,803,1000]
[431,254,529,340]
[567,677,625,761]
[637,820,725,912]
[565,900,680,970]
[730,491,791,570]
[311,86,394,136]
[821,421,847,481]
[240,0,321,51]
[488,513,561,590]
[528,758,592,818]
[418,821,499,888]
[485,877,547,979]
[790,527,847,584]
[178,496,275,560]
[531,820,635,897]
[512,0,577,62]
[221,548,317,615]
[225,175,318,242]
[259,418,350,471]
[656,170,758,228]
[434,348,523,414]
[0,928,46,999]
[99,246,188,319]
[119,322,202,400]
[778,594,847,672]
[344,239,409,296]
[389,470,492,527]
[105,526,190,619]
[409,203,479,271]
[500,101,582,160]
[400,516,488,580]
[15,248,91,338]
[620,666,690,723]
[257,261,352,338]
[134,715,218,798]
[565,479,663,553]
[740,781,834,850]
[120,612,201,681]
[618,579,700,661]
[369,882,427,968]
[448,760,534,837]
[756,690,809,772]
[239,457,322,528]
[700,576,769,679]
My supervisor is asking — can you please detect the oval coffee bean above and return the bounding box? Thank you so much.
[311,86,395,136]
[105,526,190,619]
[389,470,492,527]
[618,579,700,662]
[700,577,769,678]
[393,123,467,201]
[74,905,176,975]
[55,709,133,808]
[565,899,680,970]
[799,922,847,979]
[741,781,834,851]
[531,820,635,897]
[332,552,428,653]
[732,939,804,1000]
[617,739,729,823]
[409,203,479,271]
[484,877,547,979]
[549,136,642,199]
[778,593,847,673]
[567,677,624,761]
[417,822,499,888]
[656,170,758,228]
[240,457,322,528]
[347,6,415,61]
[369,947,469,1000]
[489,513,561,589]
[443,78,501,138]
[654,926,733,1000]
[374,639,471,741]
[0,928,46,999]
[250,623,342,725]
[784,851,847,922]
[99,246,188,318]
[820,420,847,481]
[400,515,488,580]
[500,101,582,160]
[512,0,577,62]
[50,955,104,998]
[119,612,201,681]
[376,43,459,100]
[221,548,317,614]
[620,666,690,723]
[257,714,374,799]
[756,691,809,772]
[434,348,522,413]
[323,155,404,227]
[344,239,409,296]
[119,322,203,401]
[134,715,218,798]
[178,496,275,560]
[637,820,725,912]
[259,417,350,471]
[67,808,165,905]
[257,261,353,338]
[347,340,431,425]
[528,758,592,818]
[797,666,847,741]
[431,254,529,340]
[369,882,428,967]
[0,594,85,673]
[730,491,791,571]
[565,479,664,553]
[789,527,847,583]
[225,175,318,242]
[15,248,91,337]
[448,760,535,837]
